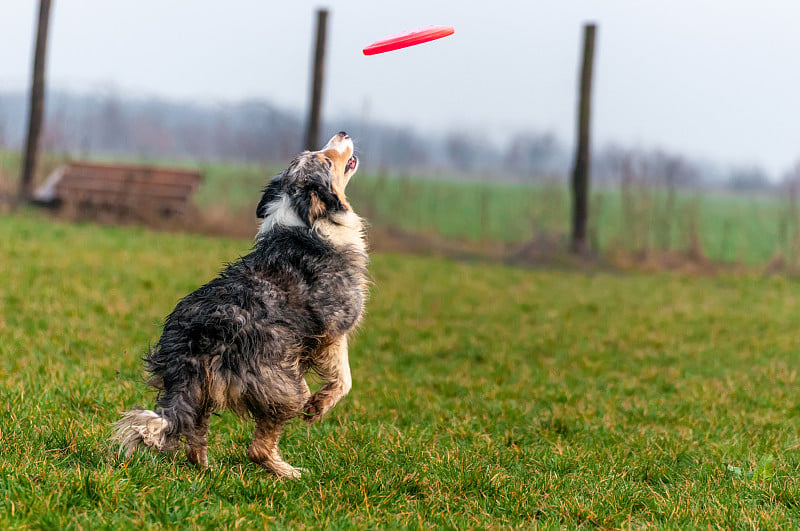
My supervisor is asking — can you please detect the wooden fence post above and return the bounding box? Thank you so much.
[304,8,328,151]
[19,0,53,203]
[570,23,596,254]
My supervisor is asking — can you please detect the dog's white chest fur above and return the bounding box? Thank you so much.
[314,210,366,254]
[258,195,305,234]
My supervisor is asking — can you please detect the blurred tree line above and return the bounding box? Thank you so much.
[0,89,788,189]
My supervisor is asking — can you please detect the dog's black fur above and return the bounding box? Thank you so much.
[113,133,367,477]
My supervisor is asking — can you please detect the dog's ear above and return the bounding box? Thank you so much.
[256,174,284,218]
[313,172,345,210]
[299,171,345,225]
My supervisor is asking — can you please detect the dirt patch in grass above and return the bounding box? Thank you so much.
[16,201,767,276]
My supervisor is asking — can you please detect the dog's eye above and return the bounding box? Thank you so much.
[324,159,333,169]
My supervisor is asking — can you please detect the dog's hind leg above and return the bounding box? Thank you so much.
[185,409,211,468]
[245,361,310,477]
[248,418,303,478]
[304,336,352,423]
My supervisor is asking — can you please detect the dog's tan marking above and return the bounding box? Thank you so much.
[304,335,352,423]
[309,192,327,223]
[313,210,366,255]
[208,356,227,408]
[185,445,208,468]
[314,152,331,166]
[248,420,304,478]
[331,182,351,210]
[207,355,247,415]
[319,136,355,209]
[185,414,210,468]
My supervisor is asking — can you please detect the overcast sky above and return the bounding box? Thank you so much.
[2,1,800,176]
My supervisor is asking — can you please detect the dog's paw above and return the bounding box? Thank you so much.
[302,399,324,423]
[268,464,307,479]
[286,466,308,479]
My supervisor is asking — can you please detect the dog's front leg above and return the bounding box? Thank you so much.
[304,336,352,423]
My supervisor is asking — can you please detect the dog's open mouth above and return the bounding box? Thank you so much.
[344,155,358,176]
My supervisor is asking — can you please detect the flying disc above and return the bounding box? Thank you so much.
[363,25,455,56]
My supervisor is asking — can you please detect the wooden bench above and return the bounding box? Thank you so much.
[34,161,203,221]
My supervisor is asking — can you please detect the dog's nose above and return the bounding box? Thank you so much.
[322,131,353,152]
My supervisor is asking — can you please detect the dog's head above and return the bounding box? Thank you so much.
[257,131,359,231]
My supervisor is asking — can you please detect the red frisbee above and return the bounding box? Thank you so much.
[363,25,455,56]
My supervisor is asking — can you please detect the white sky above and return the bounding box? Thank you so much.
[2,0,800,176]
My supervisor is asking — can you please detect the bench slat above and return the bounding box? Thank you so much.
[66,167,202,188]
[58,184,195,201]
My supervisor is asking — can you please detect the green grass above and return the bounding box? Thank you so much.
[2,213,800,527]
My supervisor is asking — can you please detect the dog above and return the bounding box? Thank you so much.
[113,132,367,478]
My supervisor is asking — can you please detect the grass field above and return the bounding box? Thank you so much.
[2,213,800,527]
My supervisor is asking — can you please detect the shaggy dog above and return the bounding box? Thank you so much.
[113,132,367,478]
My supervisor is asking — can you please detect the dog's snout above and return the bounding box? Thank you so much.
[322,131,353,154]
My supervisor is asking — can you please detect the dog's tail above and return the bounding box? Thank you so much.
[112,404,190,457]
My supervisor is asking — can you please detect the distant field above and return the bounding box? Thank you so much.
[2,214,800,527]
[0,151,794,265]
[201,161,795,265]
